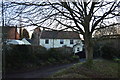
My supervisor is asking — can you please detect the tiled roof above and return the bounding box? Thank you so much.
[40,30,80,39]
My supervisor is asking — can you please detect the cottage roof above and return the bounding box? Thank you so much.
[40,30,80,39]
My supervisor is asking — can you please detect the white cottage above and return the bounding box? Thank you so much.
[31,27,83,53]
[38,30,83,53]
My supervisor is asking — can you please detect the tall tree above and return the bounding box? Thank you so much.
[94,26,118,38]
[9,0,119,63]
[21,28,30,39]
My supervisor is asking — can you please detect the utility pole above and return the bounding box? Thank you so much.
[19,7,23,39]
[2,0,4,28]
[2,0,5,78]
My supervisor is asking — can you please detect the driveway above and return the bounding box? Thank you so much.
[5,63,77,78]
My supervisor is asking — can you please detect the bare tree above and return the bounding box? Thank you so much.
[7,0,120,63]
[21,28,30,39]
[94,26,118,38]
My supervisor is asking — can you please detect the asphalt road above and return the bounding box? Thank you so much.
[5,63,77,78]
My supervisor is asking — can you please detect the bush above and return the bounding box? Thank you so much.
[5,45,46,71]
[93,39,120,59]
[45,48,78,63]
[101,43,119,60]
[5,45,79,72]
[93,43,101,58]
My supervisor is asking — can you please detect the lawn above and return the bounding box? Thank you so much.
[51,59,120,78]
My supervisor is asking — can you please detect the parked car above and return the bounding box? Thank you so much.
[6,40,25,45]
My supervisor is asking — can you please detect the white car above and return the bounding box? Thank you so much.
[6,40,25,45]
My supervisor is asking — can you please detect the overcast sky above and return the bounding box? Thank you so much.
[0,0,119,38]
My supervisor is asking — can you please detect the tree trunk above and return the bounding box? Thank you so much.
[84,34,94,64]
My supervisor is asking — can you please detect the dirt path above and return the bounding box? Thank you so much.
[5,63,77,78]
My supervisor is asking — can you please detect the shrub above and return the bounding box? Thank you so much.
[45,48,78,62]
[93,43,101,58]
[5,45,79,72]
[5,45,46,71]
[101,43,119,60]
[93,39,120,59]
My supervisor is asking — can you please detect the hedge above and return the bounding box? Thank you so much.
[4,45,79,73]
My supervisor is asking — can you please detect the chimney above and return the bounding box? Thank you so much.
[15,26,17,39]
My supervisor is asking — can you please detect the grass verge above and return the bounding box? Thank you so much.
[51,59,120,78]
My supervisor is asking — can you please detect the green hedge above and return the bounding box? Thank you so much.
[4,45,79,72]
[93,41,120,60]
[101,43,120,60]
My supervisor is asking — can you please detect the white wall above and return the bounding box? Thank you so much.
[74,44,83,53]
[39,39,82,49]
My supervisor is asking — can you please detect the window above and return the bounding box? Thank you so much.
[60,39,64,44]
[77,47,79,51]
[70,40,74,44]
[45,39,49,44]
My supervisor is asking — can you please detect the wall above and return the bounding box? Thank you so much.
[40,39,82,49]
[7,28,19,39]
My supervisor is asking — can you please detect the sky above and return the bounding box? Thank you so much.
[0,0,119,39]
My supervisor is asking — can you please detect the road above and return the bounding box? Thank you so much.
[5,63,77,78]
